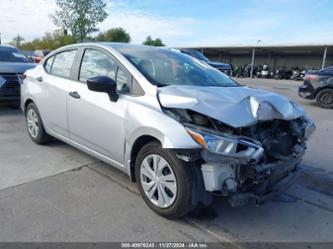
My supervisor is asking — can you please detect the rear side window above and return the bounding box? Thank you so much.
[50,50,77,78]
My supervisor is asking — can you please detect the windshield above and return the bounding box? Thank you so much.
[118,47,238,87]
[0,47,29,63]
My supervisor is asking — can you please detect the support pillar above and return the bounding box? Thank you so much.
[250,48,256,78]
[322,47,328,69]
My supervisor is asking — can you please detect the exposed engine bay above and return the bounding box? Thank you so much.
[164,107,315,206]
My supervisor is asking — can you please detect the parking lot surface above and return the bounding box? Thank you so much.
[0,78,332,243]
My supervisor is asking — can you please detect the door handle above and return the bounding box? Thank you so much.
[69,91,81,99]
[36,76,43,82]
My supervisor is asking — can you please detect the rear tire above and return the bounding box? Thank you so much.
[25,102,52,144]
[316,89,333,109]
[135,142,193,219]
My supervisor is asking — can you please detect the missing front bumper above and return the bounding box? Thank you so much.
[228,166,301,207]
[200,156,302,200]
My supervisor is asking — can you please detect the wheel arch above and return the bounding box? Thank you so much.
[129,135,161,182]
[24,99,34,113]
[314,86,333,98]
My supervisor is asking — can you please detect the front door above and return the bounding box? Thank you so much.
[67,48,130,165]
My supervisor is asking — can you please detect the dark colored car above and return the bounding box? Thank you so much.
[298,66,333,108]
[179,48,232,76]
[0,45,36,106]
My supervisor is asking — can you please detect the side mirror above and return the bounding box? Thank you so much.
[87,76,119,102]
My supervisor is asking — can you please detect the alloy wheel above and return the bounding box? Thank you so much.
[27,108,39,138]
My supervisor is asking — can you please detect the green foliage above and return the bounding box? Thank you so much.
[142,35,165,46]
[51,0,108,42]
[10,34,25,49]
[14,27,132,51]
[95,27,131,43]
[19,32,76,51]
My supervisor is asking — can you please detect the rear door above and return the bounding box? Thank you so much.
[39,49,77,137]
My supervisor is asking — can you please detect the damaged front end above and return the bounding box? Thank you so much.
[164,107,315,206]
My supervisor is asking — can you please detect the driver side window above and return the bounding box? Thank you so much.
[79,49,117,83]
[79,48,144,96]
[79,49,137,95]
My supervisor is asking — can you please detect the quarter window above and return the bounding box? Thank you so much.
[116,67,131,93]
[50,50,77,78]
[44,56,54,73]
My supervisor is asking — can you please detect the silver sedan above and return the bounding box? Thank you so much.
[21,43,315,218]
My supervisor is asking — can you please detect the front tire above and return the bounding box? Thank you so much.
[135,142,193,219]
[316,89,333,109]
[25,102,52,144]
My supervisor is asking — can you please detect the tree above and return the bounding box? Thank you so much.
[51,0,108,42]
[20,32,76,51]
[142,35,165,46]
[95,27,131,43]
[10,34,25,48]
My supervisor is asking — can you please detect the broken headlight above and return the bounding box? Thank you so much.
[185,125,264,162]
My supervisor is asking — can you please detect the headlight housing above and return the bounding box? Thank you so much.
[186,125,264,162]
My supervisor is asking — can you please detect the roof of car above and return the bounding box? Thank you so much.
[61,42,163,51]
[0,44,18,49]
[102,42,166,51]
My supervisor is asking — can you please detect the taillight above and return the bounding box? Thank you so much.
[35,57,42,63]
[305,74,317,81]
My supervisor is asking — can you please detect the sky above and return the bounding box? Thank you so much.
[1,0,333,46]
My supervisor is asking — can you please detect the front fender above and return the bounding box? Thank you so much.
[123,100,200,173]
[125,100,199,149]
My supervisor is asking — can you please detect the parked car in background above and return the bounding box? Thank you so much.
[32,50,51,63]
[177,48,232,76]
[22,43,315,218]
[298,65,333,108]
[0,45,35,107]
[23,50,34,61]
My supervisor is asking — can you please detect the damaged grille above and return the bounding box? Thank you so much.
[239,119,304,163]
[233,118,307,192]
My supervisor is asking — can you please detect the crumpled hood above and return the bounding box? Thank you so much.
[158,85,304,128]
[0,62,36,74]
